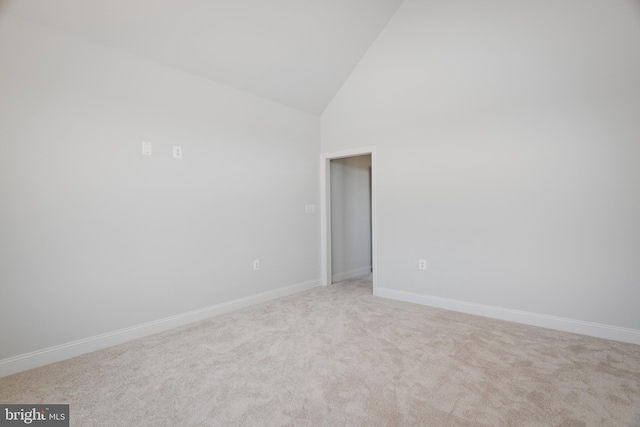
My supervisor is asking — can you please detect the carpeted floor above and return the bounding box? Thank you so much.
[1,275,639,426]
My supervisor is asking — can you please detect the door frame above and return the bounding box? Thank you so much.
[320,146,377,291]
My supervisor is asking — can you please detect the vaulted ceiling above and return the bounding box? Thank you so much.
[0,0,404,115]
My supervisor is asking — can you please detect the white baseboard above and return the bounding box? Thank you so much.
[374,287,640,346]
[0,278,321,378]
[332,266,372,283]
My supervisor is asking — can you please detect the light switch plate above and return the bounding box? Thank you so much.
[142,141,152,156]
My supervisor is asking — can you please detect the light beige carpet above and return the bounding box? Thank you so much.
[1,275,639,426]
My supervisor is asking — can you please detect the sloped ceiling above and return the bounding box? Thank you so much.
[0,0,404,115]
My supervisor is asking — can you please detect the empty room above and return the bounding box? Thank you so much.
[1,0,639,426]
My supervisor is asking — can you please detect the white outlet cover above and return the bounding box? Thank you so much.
[305,204,315,213]
[142,141,152,156]
[173,146,182,159]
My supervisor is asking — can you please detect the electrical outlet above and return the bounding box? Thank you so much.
[305,204,315,213]
[253,260,260,271]
[419,259,427,270]
[173,146,182,159]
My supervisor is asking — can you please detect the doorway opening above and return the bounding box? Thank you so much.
[320,147,377,292]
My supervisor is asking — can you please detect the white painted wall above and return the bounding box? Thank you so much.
[330,155,371,282]
[322,0,640,330]
[0,14,320,361]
